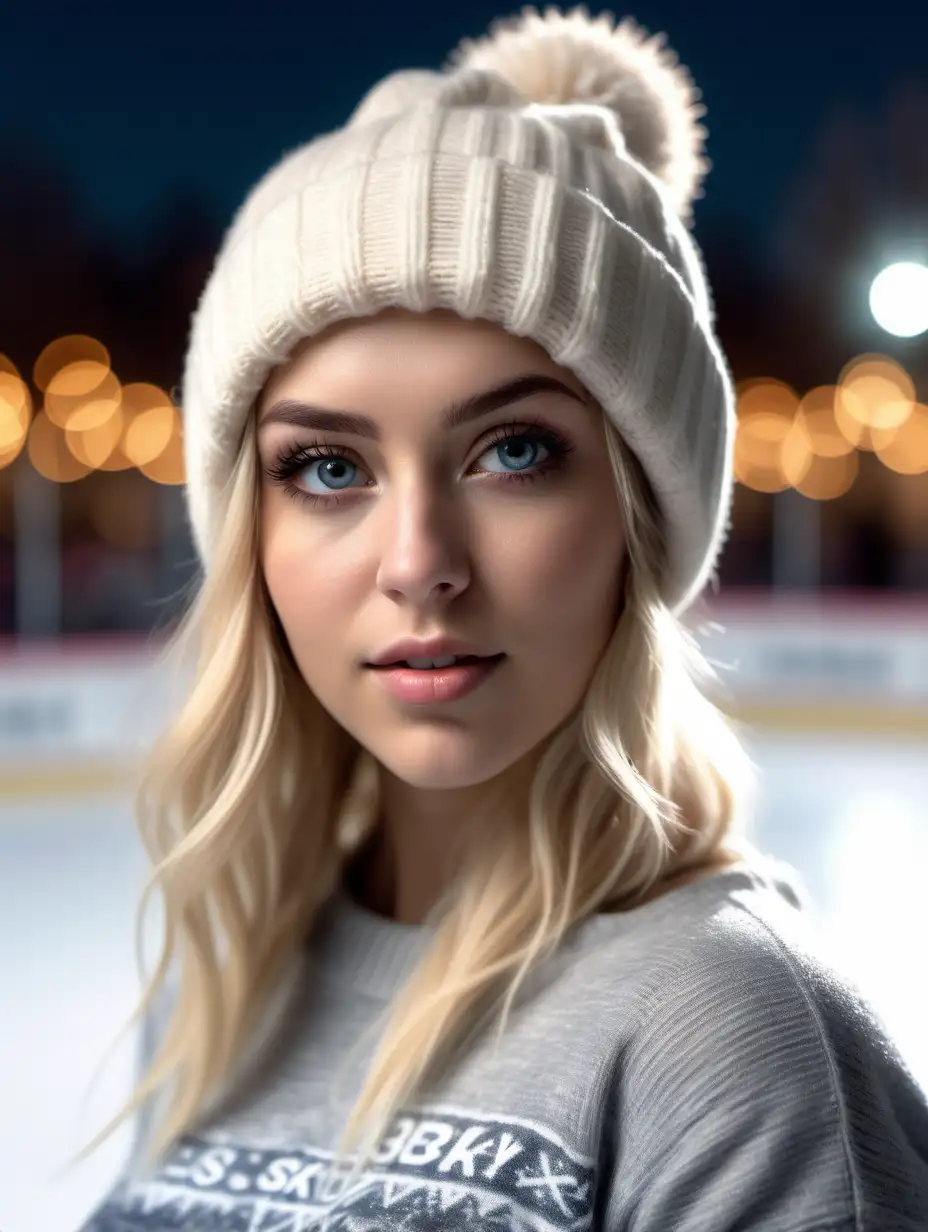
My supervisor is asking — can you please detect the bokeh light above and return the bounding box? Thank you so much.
[875,403,928,475]
[780,417,814,487]
[0,372,33,470]
[837,354,915,438]
[833,388,898,453]
[122,387,176,466]
[27,411,93,482]
[0,355,28,468]
[45,362,121,431]
[93,383,164,473]
[795,387,856,458]
[734,380,800,493]
[869,262,928,338]
[792,449,860,500]
[66,402,126,469]
[138,407,185,484]
[33,336,111,393]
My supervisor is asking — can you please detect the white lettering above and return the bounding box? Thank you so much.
[397,1120,455,1166]
[186,1145,237,1187]
[484,1131,523,1180]
[437,1125,494,1178]
[372,1116,416,1165]
[283,1161,326,1199]
[256,1157,307,1194]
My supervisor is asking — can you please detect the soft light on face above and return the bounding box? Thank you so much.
[257,308,626,793]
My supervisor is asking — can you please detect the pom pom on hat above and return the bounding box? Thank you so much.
[447,5,710,223]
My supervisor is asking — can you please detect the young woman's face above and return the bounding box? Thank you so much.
[257,309,626,792]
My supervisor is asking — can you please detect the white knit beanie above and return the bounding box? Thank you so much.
[180,6,736,615]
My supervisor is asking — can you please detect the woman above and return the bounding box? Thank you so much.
[75,7,928,1229]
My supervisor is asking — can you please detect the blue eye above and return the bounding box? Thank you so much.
[302,456,360,492]
[478,435,550,473]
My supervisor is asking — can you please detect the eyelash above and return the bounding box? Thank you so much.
[263,418,576,510]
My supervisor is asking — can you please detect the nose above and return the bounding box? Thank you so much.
[374,483,470,608]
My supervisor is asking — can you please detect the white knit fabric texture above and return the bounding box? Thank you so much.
[181,64,735,615]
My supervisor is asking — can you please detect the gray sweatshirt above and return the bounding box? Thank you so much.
[79,856,928,1230]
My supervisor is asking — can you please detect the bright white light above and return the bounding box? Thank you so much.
[869,262,928,337]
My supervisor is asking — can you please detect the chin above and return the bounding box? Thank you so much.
[369,730,522,793]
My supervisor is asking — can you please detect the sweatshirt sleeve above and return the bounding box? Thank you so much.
[603,905,928,1231]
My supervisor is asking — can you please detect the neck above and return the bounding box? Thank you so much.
[345,758,535,925]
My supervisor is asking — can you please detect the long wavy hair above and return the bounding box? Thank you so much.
[65,391,761,1184]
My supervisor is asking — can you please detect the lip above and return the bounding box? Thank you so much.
[368,654,506,705]
[366,636,500,668]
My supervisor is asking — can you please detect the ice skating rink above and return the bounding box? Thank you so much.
[1,605,927,1231]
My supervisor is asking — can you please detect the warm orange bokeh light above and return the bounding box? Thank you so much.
[0,354,22,379]
[46,364,121,431]
[838,353,915,393]
[66,404,126,469]
[839,376,913,431]
[736,412,794,467]
[734,380,800,493]
[0,381,29,467]
[72,383,177,473]
[46,359,111,399]
[733,464,790,493]
[123,397,176,466]
[833,386,899,453]
[34,336,111,394]
[875,403,928,475]
[780,420,814,487]
[27,411,93,482]
[0,435,27,470]
[737,379,801,421]
[793,449,859,500]
[0,372,33,453]
[837,354,915,432]
[67,395,125,435]
[795,387,856,458]
[734,429,790,491]
[139,412,185,484]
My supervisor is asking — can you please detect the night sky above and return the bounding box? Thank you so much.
[3,0,927,258]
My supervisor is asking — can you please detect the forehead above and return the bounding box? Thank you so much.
[258,308,589,412]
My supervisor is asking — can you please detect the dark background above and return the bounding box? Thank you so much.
[2,0,927,636]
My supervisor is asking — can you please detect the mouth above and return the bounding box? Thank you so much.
[366,653,507,704]
[368,653,505,671]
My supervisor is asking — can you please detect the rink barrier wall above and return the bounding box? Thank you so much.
[1,595,926,799]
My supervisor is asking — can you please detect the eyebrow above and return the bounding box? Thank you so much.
[258,373,588,440]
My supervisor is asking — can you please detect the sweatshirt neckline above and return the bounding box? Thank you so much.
[308,856,803,1001]
[309,886,436,1002]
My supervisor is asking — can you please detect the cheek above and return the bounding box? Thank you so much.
[260,509,360,660]
[484,494,625,639]
[261,505,303,619]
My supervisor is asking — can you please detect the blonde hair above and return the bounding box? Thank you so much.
[64,399,760,1183]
